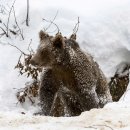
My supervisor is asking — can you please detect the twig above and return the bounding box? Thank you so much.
[27,39,32,50]
[0,26,8,37]
[0,32,5,38]
[18,53,22,63]
[0,5,8,15]
[44,10,59,31]
[42,18,60,33]
[12,6,24,40]
[9,29,17,35]
[28,96,35,104]
[6,0,17,36]
[26,0,29,26]
[7,42,29,55]
[3,23,18,36]
[73,17,80,34]
[27,39,34,54]
[3,23,8,29]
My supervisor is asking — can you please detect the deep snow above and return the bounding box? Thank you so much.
[0,0,130,129]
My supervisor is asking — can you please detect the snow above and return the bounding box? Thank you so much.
[0,0,130,129]
[0,108,130,130]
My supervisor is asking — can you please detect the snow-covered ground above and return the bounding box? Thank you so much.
[0,0,130,129]
[0,107,130,130]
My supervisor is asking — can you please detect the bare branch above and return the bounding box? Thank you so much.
[0,5,8,15]
[9,29,17,35]
[42,18,60,33]
[44,10,59,31]
[73,17,80,34]
[3,23,19,36]
[28,39,35,54]
[42,14,60,34]
[0,32,6,38]
[28,96,35,104]
[6,0,17,36]
[0,26,8,37]
[7,42,29,56]
[12,6,24,40]
[26,0,29,26]
[18,53,22,63]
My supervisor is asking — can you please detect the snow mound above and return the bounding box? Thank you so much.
[0,107,130,130]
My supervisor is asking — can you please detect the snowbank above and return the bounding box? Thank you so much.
[0,107,130,130]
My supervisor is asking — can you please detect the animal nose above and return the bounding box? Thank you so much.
[30,59,38,66]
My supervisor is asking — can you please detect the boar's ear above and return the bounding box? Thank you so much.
[70,34,76,40]
[39,30,49,40]
[52,34,64,49]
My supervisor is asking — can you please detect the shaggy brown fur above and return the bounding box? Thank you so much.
[30,31,112,117]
